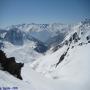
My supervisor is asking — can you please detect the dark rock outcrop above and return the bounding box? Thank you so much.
[0,42,4,49]
[86,35,90,41]
[0,50,24,80]
[56,47,69,67]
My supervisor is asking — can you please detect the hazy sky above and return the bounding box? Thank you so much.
[0,0,90,27]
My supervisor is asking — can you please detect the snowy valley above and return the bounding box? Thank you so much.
[0,19,90,90]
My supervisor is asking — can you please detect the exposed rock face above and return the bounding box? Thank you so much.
[0,50,24,80]
[56,47,69,67]
[4,28,24,45]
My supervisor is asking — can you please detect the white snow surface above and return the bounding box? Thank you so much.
[2,41,42,63]
[0,70,35,90]
[0,21,90,90]
[28,43,90,90]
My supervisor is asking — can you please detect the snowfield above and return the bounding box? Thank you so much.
[2,41,42,63]
[0,70,35,90]
[0,20,90,90]
[27,44,90,90]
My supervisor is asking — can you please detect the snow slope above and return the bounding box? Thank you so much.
[0,19,90,90]
[0,70,35,90]
[22,44,90,90]
[2,41,42,63]
[29,20,90,90]
[1,43,90,90]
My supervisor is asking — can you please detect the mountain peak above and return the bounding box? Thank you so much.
[81,18,90,25]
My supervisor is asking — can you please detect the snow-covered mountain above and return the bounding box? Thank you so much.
[31,19,90,75]
[29,19,90,90]
[4,28,24,45]
[5,23,71,45]
[0,22,72,60]
[0,19,90,90]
